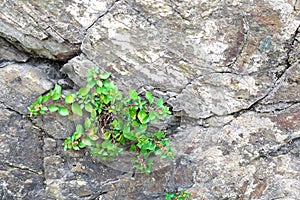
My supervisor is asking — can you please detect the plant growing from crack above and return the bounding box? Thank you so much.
[165,189,191,200]
[28,66,174,173]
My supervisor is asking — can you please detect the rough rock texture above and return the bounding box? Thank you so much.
[0,0,299,199]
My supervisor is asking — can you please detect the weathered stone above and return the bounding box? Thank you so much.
[174,107,300,199]
[0,105,43,171]
[0,0,300,199]
[0,165,45,199]
[0,104,45,199]
[0,0,115,60]
[0,37,30,62]
[0,63,53,114]
[44,155,125,200]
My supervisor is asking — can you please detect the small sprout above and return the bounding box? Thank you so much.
[165,189,191,200]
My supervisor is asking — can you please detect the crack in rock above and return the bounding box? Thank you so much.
[251,134,300,162]
[84,0,119,32]
[0,161,43,175]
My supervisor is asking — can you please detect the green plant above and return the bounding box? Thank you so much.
[28,66,173,173]
[165,189,191,200]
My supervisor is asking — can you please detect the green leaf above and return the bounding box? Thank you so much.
[117,134,125,144]
[84,118,91,129]
[81,137,94,146]
[65,94,75,104]
[137,110,149,124]
[148,143,156,151]
[86,70,93,79]
[73,132,82,141]
[102,140,114,150]
[41,105,48,111]
[71,104,82,116]
[37,95,43,104]
[78,87,90,96]
[148,112,157,121]
[103,80,114,88]
[156,98,164,108]
[99,72,110,79]
[84,103,93,113]
[53,84,62,94]
[78,142,86,148]
[155,130,165,140]
[89,134,99,141]
[129,89,138,100]
[154,148,162,155]
[129,107,137,119]
[165,193,172,200]
[42,94,51,103]
[48,105,58,112]
[141,142,151,151]
[39,110,45,115]
[124,132,137,141]
[93,66,99,72]
[112,120,122,130]
[52,92,61,101]
[76,124,84,134]
[72,146,80,150]
[103,96,111,104]
[96,80,103,87]
[162,139,170,147]
[86,80,96,88]
[91,109,97,120]
[58,107,69,116]
[104,132,111,140]
[117,147,123,153]
[145,91,154,104]
[96,87,108,95]
[123,123,130,133]
[130,144,137,152]
[136,124,147,133]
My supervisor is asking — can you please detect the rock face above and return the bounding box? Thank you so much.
[0,0,299,199]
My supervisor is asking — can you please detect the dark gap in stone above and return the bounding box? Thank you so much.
[164,102,181,136]
[26,57,75,90]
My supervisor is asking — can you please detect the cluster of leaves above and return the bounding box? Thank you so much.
[165,190,191,200]
[28,66,173,173]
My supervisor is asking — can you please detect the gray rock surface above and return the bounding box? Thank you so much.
[0,0,299,199]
